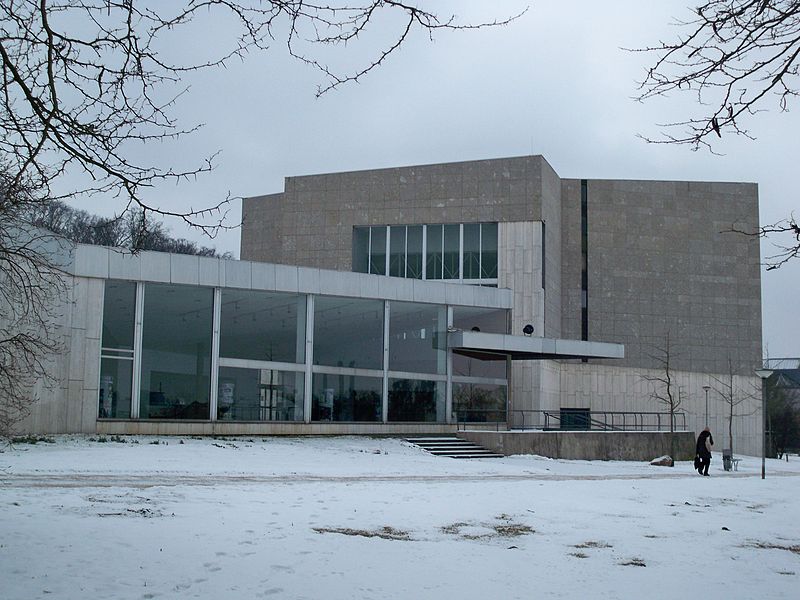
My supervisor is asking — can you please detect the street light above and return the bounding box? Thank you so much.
[755,367,773,480]
[702,385,711,427]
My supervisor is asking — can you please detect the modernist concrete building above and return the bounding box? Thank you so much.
[241,155,764,455]
[16,240,621,440]
[9,154,764,457]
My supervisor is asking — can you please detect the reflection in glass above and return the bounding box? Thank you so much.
[388,302,446,375]
[100,280,136,418]
[314,297,383,370]
[220,290,305,363]
[369,226,386,275]
[312,374,382,422]
[140,284,213,419]
[407,225,423,279]
[102,280,135,349]
[218,367,303,421]
[463,223,481,279]
[426,224,443,280]
[452,382,507,422]
[481,223,498,278]
[99,358,133,418]
[453,306,508,334]
[452,306,509,379]
[443,224,460,279]
[388,379,444,422]
[352,227,370,273]
[389,226,406,277]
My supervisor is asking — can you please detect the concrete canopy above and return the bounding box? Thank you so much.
[448,330,625,361]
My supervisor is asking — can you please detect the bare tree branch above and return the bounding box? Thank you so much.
[729,213,800,269]
[633,0,800,152]
[1,1,523,241]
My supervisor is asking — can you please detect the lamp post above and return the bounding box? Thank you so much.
[702,384,711,427]
[755,368,773,480]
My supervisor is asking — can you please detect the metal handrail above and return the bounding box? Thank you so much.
[510,409,688,432]
[454,408,507,432]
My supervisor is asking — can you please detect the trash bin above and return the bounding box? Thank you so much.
[722,449,732,472]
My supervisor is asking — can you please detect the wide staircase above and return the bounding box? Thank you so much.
[405,436,503,459]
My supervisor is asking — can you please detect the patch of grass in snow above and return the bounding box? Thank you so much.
[313,526,410,541]
[746,542,800,555]
[10,435,55,445]
[440,522,470,535]
[574,541,613,549]
[440,519,535,541]
[569,552,589,559]
[619,558,646,567]
[493,524,535,537]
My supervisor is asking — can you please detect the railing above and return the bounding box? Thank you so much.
[454,409,688,433]
[454,409,508,432]
[510,410,688,432]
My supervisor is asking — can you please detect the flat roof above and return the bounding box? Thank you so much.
[70,243,513,309]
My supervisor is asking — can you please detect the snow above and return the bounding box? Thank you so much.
[2,436,798,600]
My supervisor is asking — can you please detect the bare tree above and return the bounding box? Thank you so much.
[1,1,521,243]
[642,331,688,462]
[633,1,800,268]
[712,358,758,455]
[0,169,66,438]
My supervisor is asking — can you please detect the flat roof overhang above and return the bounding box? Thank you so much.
[448,331,625,361]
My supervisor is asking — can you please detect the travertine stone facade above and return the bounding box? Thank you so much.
[243,156,761,377]
[242,156,550,271]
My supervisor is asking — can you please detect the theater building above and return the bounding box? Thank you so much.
[14,155,764,455]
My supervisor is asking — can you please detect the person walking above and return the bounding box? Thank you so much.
[695,427,714,476]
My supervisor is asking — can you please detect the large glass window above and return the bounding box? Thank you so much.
[443,224,460,279]
[353,223,498,283]
[463,223,481,279]
[389,226,406,277]
[406,225,423,279]
[452,382,507,423]
[481,223,498,279]
[312,374,382,422]
[219,290,305,363]
[452,306,509,379]
[388,379,444,422]
[99,280,136,418]
[426,224,443,280]
[352,227,370,274]
[218,367,303,421]
[388,302,446,375]
[139,284,213,419]
[314,297,384,370]
[369,226,386,275]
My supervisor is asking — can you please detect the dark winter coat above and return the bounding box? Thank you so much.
[696,430,714,458]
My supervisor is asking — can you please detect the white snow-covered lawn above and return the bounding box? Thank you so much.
[1,436,798,600]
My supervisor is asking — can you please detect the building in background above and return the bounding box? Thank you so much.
[241,155,763,454]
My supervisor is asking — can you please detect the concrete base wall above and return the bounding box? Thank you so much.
[459,430,696,461]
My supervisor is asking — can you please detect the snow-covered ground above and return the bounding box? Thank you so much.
[1,435,798,600]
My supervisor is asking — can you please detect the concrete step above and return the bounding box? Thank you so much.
[405,437,502,459]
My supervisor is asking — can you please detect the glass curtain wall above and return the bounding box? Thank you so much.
[99,280,136,418]
[353,223,498,283]
[139,284,213,419]
[451,306,509,422]
[312,297,384,421]
[218,290,306,421]
[97,277,508,426]
[387,301,447,421]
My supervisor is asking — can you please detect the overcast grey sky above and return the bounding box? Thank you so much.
[76,0,798,358]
